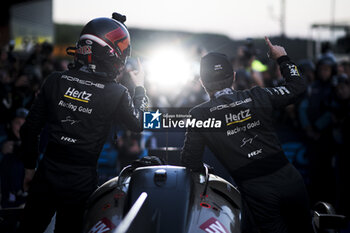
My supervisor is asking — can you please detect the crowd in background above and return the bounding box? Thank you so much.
[0,40,349,224]
[0,42,63,209]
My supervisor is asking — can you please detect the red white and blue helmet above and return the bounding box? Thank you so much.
[73,13,131,76]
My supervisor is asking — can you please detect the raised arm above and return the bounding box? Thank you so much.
[258,37,307,108]
[118,58,148,132]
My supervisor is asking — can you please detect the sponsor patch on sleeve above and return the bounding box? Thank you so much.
[288,64,300,77]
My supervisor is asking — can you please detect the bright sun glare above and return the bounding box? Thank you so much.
[146,48,193,91]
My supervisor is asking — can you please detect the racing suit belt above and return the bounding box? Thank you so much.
[231,152,289,182]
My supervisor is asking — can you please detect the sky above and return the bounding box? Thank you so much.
[54,0,350,39]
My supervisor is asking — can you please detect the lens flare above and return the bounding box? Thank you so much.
[146,48,193,91]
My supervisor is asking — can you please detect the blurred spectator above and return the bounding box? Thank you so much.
[338,60,350,78]
[320,41,336,62]
[330,74,350,217]
[234,39,264,90]
[0,108,28,208]
[298,59,315,89]
[261,60,280,87]
[299,55,338,205]
[0,69,14,124]
[0,42,56,125]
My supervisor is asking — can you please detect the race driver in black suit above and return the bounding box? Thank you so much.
[18,13,148,233]
[181,37,313,233]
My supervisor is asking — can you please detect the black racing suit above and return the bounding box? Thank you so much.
[19,67,148,233]
[181,56,313,233]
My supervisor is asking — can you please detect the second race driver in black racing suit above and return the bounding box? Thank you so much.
[181,37,313,233]
[18,14,148,233]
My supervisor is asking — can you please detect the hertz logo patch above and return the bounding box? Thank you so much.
[64,87,92,103]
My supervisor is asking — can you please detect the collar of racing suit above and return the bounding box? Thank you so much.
[79,65,114,79]
[213,88,234,99]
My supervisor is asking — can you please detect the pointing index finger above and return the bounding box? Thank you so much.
[265,36,273,48]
